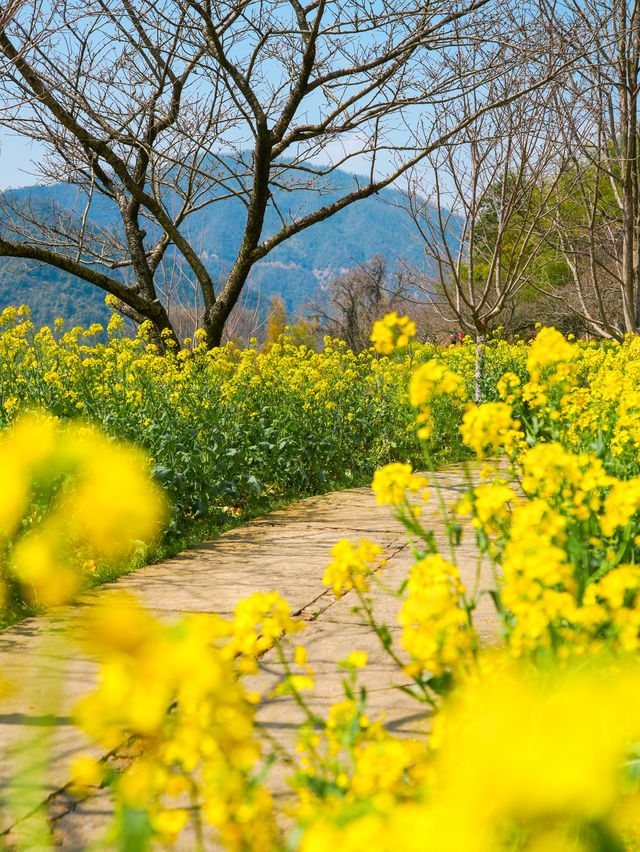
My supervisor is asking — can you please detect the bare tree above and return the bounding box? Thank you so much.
[0,0,519,349]
[405,57,570,398]
[536,0,640,340]
[309,254,410,352]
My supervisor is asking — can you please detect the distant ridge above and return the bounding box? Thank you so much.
[0,166,455,330]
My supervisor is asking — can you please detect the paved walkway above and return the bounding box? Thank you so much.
[0,464,496,850]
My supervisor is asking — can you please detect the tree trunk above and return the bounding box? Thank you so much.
[475,334,486,403]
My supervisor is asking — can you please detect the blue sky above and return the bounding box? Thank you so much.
[0,126,398,191]
[0,130,43,189]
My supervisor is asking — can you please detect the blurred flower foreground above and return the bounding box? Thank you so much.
[6,314,640,850]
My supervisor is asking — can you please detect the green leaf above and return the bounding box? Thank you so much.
[378,624,392,650]
[245,474,262,495]
[118,806,153,852]
[488,589,505,616]
[425,671,454,697]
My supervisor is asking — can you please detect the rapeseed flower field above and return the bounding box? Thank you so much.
[7,307,640,848]
[0,306,432,542]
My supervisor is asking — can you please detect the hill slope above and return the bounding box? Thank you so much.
[0,168,453,329]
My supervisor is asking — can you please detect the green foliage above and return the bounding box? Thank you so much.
[0,310,429,539]
[0,307,533,627]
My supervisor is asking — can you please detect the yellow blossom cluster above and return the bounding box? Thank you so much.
[456,481,516,535]
[519,442,612,519]
[525,325,577,395]
[460,401,523,458]
[297,657,640,852]
[322,537,385,599]
[500,499,576,653]
[0,412,166,607]
[438,327,640,659]
[409,360,467,408]
[293,695,427,810]
[460,438,640,656]
[222,590,306,670]
[409,360,467,439]
[496,370,521,404]
[370,312,416,354]
[371,462,428,506]
[74,595,282,849]
[600,477,640,537]
[398,554,474,677]
[428,659,640,848]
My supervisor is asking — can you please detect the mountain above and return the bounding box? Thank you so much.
[0,166,456,329]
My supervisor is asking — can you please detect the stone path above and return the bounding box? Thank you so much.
[0,464,496,850]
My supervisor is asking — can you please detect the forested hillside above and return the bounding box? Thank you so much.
[0,167,447,329]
